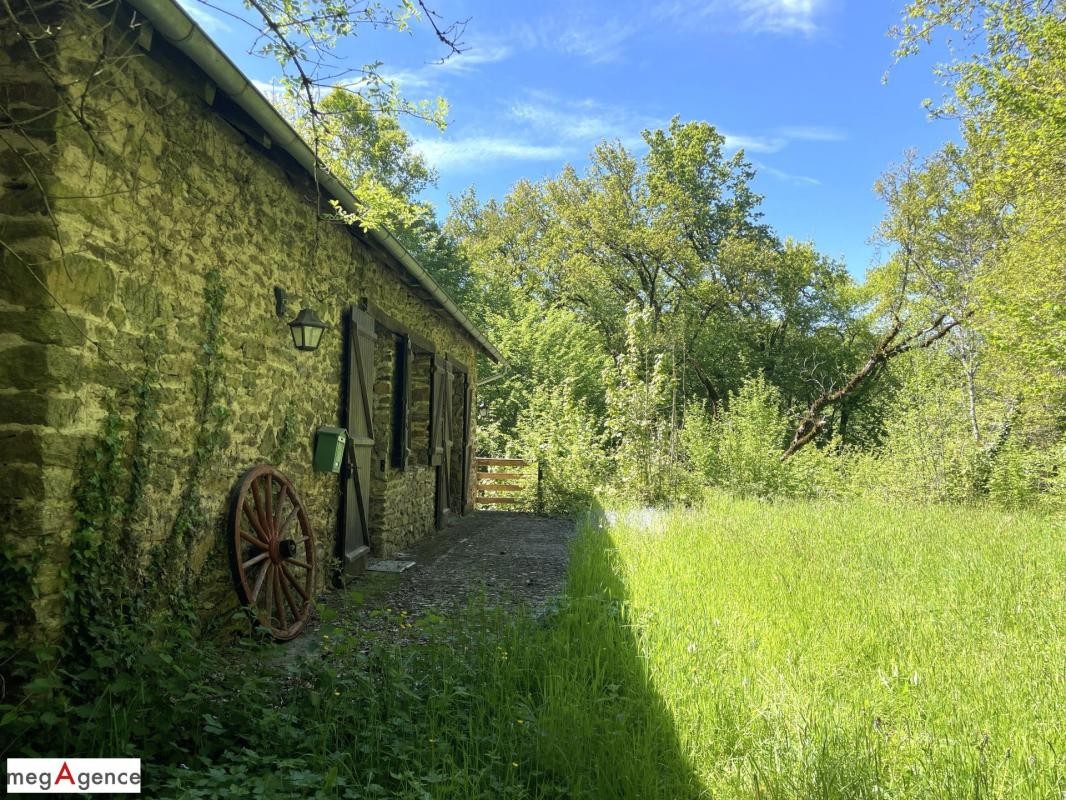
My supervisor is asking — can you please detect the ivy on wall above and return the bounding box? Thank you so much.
[61,269,231,676]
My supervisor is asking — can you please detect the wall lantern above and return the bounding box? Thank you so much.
[288,308,328,352]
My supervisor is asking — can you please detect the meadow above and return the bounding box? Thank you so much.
[9,496,1064,798]
[158,495,1066,798]
[588,496,1066,797]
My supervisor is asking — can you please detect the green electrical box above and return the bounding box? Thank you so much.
[313,426,347,473]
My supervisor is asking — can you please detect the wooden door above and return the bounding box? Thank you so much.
[342,305,375,571]
[461,377,473,514]
[430,355,453,529]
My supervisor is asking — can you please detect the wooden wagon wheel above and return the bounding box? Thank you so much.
[228,465,316,640]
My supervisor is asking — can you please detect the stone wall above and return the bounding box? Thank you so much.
[0,2,479,640]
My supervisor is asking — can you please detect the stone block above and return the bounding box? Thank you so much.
[0,391,80,427]
[0,463,45,498]
[0,342,85,390]
[0,307,87,347]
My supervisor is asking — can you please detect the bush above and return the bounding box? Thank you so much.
[512,383,612,514]
[681,376,840,499]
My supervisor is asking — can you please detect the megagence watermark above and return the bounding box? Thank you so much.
[6,759,141,794]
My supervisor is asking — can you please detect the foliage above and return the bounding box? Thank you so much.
[604,307,684,504]
[882,0,1065,489]
[511,384,611,514]
[3,530,702,798]
[1,270,235,756]
[681,376,840,500]
[8,499,1065,797]
[298,87,440,233]
[477,300,610,438]
[452,121,867,498]
[235,0,456,128]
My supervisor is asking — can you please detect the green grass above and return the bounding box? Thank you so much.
[6,496,1064,798]
[598,496,1066,798]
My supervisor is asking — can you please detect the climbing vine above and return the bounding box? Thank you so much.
[60,270,229,672]
[158,268,230,591]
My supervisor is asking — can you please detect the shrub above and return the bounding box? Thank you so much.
[682,376,840,499]
[512,383,612,514]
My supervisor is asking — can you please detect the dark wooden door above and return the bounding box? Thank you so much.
[342,305,375,571]
[461,378,473,513]
[430,355,453,529]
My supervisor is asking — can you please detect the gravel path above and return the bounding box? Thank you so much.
[300,512,576,650]
[374,511,575,612]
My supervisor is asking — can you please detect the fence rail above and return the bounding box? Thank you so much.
[474,457,540,509]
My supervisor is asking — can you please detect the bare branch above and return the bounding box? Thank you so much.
[781,312,969,461]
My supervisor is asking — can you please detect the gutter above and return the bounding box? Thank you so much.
[477,363,509,386]
[124,0,502,364]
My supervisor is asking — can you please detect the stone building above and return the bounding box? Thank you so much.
[0,0,500,641]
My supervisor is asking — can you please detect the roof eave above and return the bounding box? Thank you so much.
[124,0,502,364]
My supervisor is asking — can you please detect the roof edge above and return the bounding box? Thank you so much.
[124,0,502,363]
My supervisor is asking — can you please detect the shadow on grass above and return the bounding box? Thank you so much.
[3,509,705,799]
[513,508,704,797]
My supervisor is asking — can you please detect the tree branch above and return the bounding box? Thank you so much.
[780,312,969,460]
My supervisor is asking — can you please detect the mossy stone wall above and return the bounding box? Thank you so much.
[0,2,479,638]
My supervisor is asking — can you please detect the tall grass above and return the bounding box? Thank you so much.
[605,495,1066,798]
[7,496,1063,798]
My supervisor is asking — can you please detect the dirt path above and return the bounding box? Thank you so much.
[304,512,576,648]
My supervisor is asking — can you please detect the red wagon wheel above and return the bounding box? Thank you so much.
[228,465,316,640]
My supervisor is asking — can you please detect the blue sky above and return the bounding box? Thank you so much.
[182,0,958,279]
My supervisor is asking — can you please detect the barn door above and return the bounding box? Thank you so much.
[342,305,375,571]
[430,355,453,530]
[461,377,473,514]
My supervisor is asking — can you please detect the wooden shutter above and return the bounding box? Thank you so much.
[430,355,454,529]
[461,376,473,514]
[342,305,375,571]
[390,334,411,470]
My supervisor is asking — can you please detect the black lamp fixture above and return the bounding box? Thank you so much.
[288,307,328,352]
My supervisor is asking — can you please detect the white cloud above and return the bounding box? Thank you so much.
[511,15,638,64]
[656,0,829,36]
[778,125,847,142]
[176,0,232,35]
[551,20,638,64]
[251,79,284,103]
[413,136,573,170]
[379,68,438,92]
[508,95,652,144]
[434,43,512,74]
[754,160,821,185]
[735,0,826,35]
[722,132,787,153]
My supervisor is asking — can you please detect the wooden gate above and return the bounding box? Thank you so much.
[474,457,538,508]
[341,305,374,572]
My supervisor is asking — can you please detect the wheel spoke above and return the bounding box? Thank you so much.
[243,500,269,542]
[240,528,268,550]
[282,564,310,601]
[250,479,270,540]
[272,569,286,628]
[287,558,312,570]
[273,484,289,529]
[251,562,271,603]
[243,551,270,570]
[280,571,300,620]
[277,504,299,537]
[263,475,273,536]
